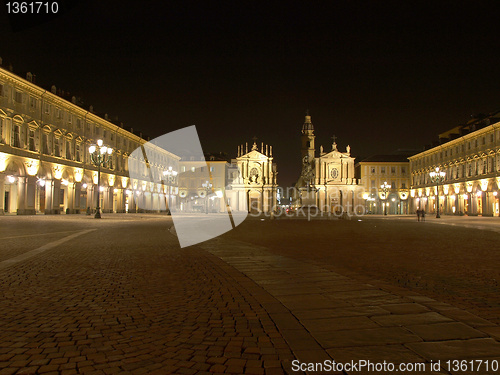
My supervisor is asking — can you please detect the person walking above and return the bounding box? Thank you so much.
[417,209,421,221]
[421,209,426,222]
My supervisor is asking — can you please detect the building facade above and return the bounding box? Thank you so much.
[295,114,363,214]
[229,141,277,213]
[409,113,500,216]
[0,65,179,215]
[355,155,410,215]
[178,154,232,213]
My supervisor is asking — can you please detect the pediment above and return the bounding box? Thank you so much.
[321,150,352,160]
[239,150,270,161]
[27,120,40,129]
[13,114,24,123]
[54,129,64,137]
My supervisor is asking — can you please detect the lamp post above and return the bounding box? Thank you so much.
[202,180,212,214]
[380,181,390,215]
[162,166,178,215]
[88,139,113,219]
[429,167,446,218]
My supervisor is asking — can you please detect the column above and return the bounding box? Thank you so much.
[44,179,61,214]
[44,180,53,214]
[86,184,95,213]
[25,176,37,215]
[52,179,61,214]
[16,176,27,215]
[0,173,5,214]
[115,189,126,213]
[67,183,76,214]
[102,187,111,213]
[73,182,82,213]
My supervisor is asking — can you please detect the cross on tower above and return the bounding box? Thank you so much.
[331,135,338,151]
[251,136,258,151]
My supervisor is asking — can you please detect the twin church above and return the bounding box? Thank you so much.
[234,113,363,214]
[294,113,363,213]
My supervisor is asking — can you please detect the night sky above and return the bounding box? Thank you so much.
[1,1,500,186]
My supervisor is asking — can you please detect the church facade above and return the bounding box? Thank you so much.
[227,141,277,214]
[295,114,363,214]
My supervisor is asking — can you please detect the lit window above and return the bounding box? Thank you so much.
[12,124,20,148]
[66,141,72,159]
[54,138,61,157]
[29,130,36,151]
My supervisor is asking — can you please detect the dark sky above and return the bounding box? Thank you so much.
[1,1,500,186]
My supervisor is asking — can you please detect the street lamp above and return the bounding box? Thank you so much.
[162,166,178,215]
[202,180,212,214]
[429,166,446,218]
[88,139,113,219]
[380,181,390,215]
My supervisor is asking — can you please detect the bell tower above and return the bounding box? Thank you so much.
[301,111,315,162]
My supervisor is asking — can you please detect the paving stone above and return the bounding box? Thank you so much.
[276,294,339,311]
[301,316,379,332]
[439,309,497,327]
[407,322,488,341]
[371,312,453,327]
[314,326,422,348]
[379,303,431,315]
[315,306,392,323]
[326,344,426,364]
[406,338,500,361]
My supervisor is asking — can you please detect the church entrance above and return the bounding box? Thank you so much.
[249,197,259,214]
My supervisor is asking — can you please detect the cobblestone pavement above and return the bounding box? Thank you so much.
[202,221,500,375]
[0,216,299,375]
[224,215,500,326]
[1,214,500,374]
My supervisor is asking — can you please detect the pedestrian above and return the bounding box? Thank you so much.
[421,209,426,221]
[417,209,421,221]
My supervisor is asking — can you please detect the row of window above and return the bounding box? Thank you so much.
[413,130,500,167]
[0,83,141,153]
[412,156,500,185]
[0,116,143,155]
[180,166,217,173]
[370,166,407,174]
[1,120,125,171]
